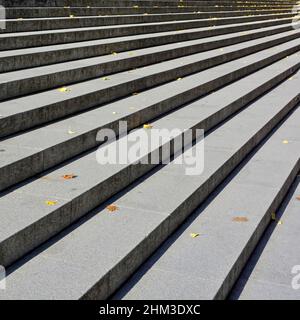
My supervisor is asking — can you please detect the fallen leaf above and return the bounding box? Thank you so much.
[101,76,110,81]
[282,140,289,144]
[69,15,75,18]
[132,92,139,96]
[177,77,182,81]
[190,233,200,238]
[143,124,153,129]
[296,196,300,201]
[232,216,249,222]
[68,128,76,135]
[58,86,70,93]
[111,52,118,56]
[62,174,77,180]
[106,204,119,213]
[271,212,276,221]
[45,200,58,206]
[277,220,283,225]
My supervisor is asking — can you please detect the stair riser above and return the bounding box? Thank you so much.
[1,13,295,33]
[0,17,293,50]
[5,8,293,18]
[0,60,298,268]
[81,96,300,300]
[2,0,297,7]
[2,24,293,73]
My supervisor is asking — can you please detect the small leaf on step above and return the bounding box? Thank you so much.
[232,216,249,222]
[62,174,77,180]
[190,233,200,238]
[58,86,70,93]
[45,200,58,206]
[68,128,76,135]
[106,204,119,213]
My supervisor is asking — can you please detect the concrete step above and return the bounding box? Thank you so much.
[230,175,300,300]
[1,12,295,33]
[1,30,299,127]
[0,39,299,193]
[113,92,300,301]
[5,7,293,19]
[0,71,298,299]
[1,27,298,101]
[0,15,295,50]
[0,23,294,72]
[2,0,297,8]
[0,48,298,269]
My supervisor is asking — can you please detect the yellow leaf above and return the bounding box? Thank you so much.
[282,140,289,144]
[45,200,58,206]
[190,233,200,238]
[111,52,118,56]
[177,77,182,81]
[101,77,110,81]
[271,212,276,221]
[69,15,75,18]
[277,220,283,225]
[133,5,139,8]
[58,86,70,93]
[106,204,119,213]
[68,128,76,135]
[143,124,153,129]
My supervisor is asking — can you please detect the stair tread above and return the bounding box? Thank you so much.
[230,177,300,300]
[0,15,293,38]
[0,21,292,59]
[114,106,300,300]
[0,39,299,194]
[0,32,298,119]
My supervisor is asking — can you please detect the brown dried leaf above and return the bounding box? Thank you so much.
[232,216,249,222]
[106,204,119,213]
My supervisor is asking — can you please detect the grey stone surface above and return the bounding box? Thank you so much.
[114,108,300,301]
[0,16,294,50]
[1,29,299,101]
[230,176,300,300]
[0,73,299,298]
[0,23,293,72]
[0,0,299,300]
[0,38,299,192]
